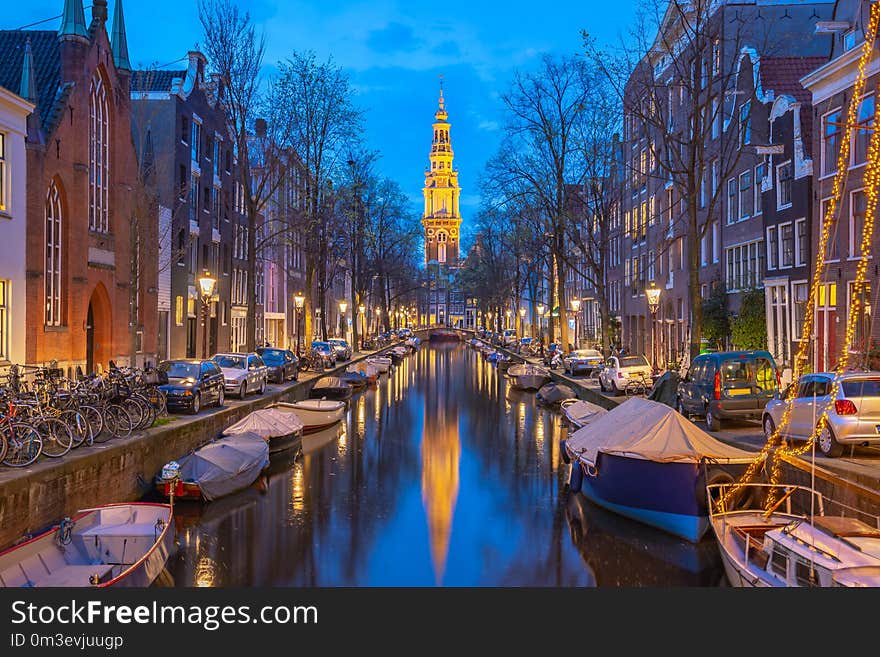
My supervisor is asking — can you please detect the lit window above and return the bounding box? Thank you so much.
[823,110,842,176]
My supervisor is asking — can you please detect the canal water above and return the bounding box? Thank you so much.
[165,342,725,587]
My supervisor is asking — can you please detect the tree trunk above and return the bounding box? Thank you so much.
[246,204,258,353]
[554,247,569,348]
[688,216,702,362]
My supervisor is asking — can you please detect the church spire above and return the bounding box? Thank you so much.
[435,75,448,122]
[111,0,131,71]
[58,0,88,41]
[20,39,43,142]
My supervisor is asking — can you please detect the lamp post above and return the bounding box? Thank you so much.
[570,298,581,350]
[358,304,365,350]
[537,304,545,342]
[646,282,662,374]
[505,309,511,330]
[338,301,348,340]
[519,307,526,339]
[293,292,305,358]
[198,270,217,360]
[486,312,492,333]
[375,308,382,337]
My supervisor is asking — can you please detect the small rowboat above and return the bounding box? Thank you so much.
[0,503,174,588]
[366,356,392,373]
[508,364,551,391]
[309,376,353,401]
[223,408,304,454]
[274,399,346,433]
[560,399,608,429]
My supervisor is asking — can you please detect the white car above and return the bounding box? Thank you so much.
[212,352,268,398]
[501,329,518,347]
[599,354,653,395]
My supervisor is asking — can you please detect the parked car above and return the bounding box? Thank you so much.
[212,352,268,398]
[676,350,779,431]
[256,347,299,384]
[328,338,353,362]
[763,371,880,457]
[563,349,604,376]
[501,329,517,347]
[310,341,337,369]
[399,328,413,339]
[599,354,653,395]
[518,337,534,354]
[158,359,225,415]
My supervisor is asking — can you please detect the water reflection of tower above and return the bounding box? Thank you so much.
[421,345,460,585]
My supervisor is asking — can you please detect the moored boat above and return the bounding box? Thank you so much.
[0,503,174,587]
[275,399,346,433]
[223,408,304,454]
[563,397,757,542]
[347,361,380,383]
[560,399,608,428]
[309,376,353,401]
[366,356,392,373]
[301,424,345,455]
[707,482,880,587]
[341,370,368,389]
[536,382,576,406]
[154,432,270,501]
[507,364,551,391]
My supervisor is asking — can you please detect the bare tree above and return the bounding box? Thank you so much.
[275,51,363,343]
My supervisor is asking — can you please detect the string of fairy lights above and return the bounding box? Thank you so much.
[716,0,880,511]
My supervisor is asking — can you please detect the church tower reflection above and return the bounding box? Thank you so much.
[420,345,460,584]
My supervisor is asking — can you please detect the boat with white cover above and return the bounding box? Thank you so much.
[366,356,392,373]
[507,364,551,391]
[223,408,304,453]
[274,399,346,433]
[0,503,174,588]
[560,399,608,429]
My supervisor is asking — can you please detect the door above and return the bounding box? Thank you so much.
[816,283,837,371]
[186,317,197,359]
[682,358,705,411]
[86,303,94,375]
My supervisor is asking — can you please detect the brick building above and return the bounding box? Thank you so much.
[0,0,156,374]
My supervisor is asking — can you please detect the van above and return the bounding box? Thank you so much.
[676,350,779,431]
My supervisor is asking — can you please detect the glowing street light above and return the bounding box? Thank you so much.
[198,270,217,359]
[646,282,662,373]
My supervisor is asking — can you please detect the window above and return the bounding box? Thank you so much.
[850,190,867,257]
[712,98,720,140]
[189,174,199,224]
[727,178,737,224]
[819,198,840,262]
[45,182,62,326]
[712,39,720,76]
[711,159,719,197]
[213,138,220,179]
[701,230,708,266]
[700,169,706,209]
[89,72,110,233]
[823,110,842,176]
[740,100,751,146]
[0,133,7,213]
[175,296,183,326]
[780,222,794,268]
[739,170,752,218]
[191,120,201,165]
[712,221,719,263]
[0,280,8,361]
[755,161,765,215]
[844,30,856,51]
[725,239,765,291]
[853,96,874,165]
[767,226,778,270]
[795,218,807,267]
[848,281,872,352]
[792,282,808,340]
[776,161,792,209]
[181,116,189,144]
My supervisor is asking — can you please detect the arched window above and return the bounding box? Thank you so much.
[89,71,110,233]
[437,230,447,263]
[45,182,63,326]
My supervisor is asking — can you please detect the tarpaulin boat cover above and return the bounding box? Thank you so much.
[537,382,576,404]
[224,408,304,439]
[566,397,757,465]
[178,433,269,501]
[563,399,608,425]
[647,370,681,408]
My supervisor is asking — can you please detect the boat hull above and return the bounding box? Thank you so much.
[575,453,710,543]
[510,374,549,390]
[276,401,345,433]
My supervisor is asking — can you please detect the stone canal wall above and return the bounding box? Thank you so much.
[0,345,402,551]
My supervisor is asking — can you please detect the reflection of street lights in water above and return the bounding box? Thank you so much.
[646,282,662,373]
[198,271,217,359]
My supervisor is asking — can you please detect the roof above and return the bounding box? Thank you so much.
[760,56,826,157]
[131,69,185,93]
[0,30,61,127]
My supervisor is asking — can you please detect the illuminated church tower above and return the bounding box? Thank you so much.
[421,80,464,326]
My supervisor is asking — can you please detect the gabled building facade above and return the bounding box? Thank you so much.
[0,0,157,374]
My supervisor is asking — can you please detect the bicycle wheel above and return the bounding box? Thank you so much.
[133,395,157,429]
[0,425,7,463]
[120,398,145,431]
[33,416,74,458]
[103,404,133,439]
[2,422,42,467]
[79,405,104,443]
[61,409,92,448]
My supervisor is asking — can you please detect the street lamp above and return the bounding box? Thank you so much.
[293,292,305,357]
[519,307,526,339]
[570,298,582,350]
[646,281,662,373]
[505,309,511,330]
[486,312,492,332]
[198,270,217,359]
[537,304,545,342]
[339,301,348,339]
[375,308,382,336]
[358,304,366,350]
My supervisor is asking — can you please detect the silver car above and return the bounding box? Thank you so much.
[762,372,880,457]
[212,352,268,398]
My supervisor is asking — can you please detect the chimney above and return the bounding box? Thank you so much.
[255,118,267,137]
[92,0,108,24]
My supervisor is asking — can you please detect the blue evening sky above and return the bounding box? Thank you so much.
[7,1,639,224]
